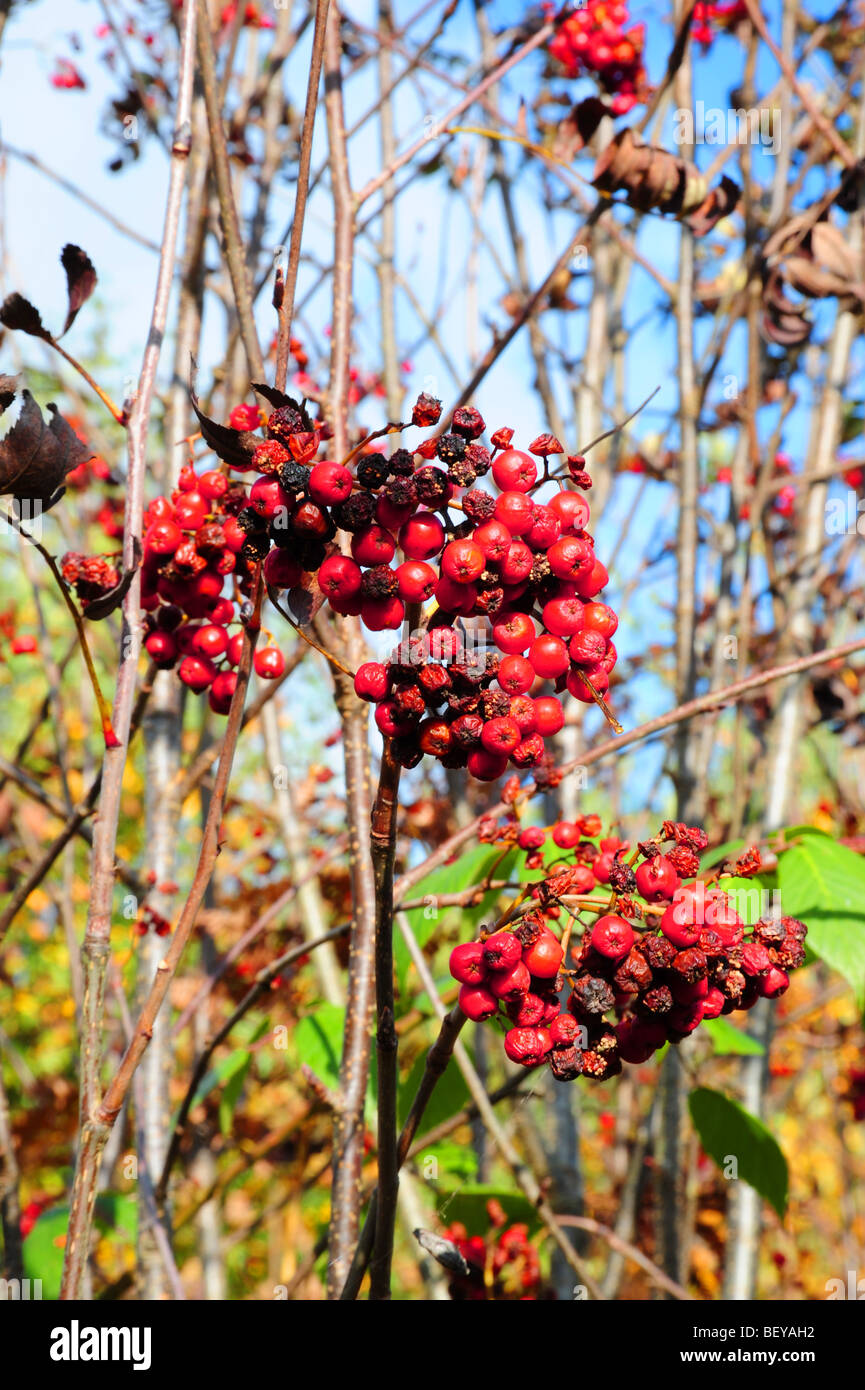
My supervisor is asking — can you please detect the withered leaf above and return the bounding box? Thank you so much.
[554,100,609,162]
[687,176,740,238]
[60,244,98,335]
[0,389,92,503]
[188,357,259,470]
[592,129,740,237]
[0,293,50,340]
[251,382,314,430]
[0,374,20,415]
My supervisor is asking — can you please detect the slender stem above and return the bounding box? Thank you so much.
[367,740,401,1299]
[274,0,330,391]
[59,4,197,1297]
[61,573,262,1298]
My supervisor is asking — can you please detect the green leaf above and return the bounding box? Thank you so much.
[294,1003,346,1092]
[396,844,514,998]
[778,837,865,1007]
[219,1053,253,1135]
[434,1183,538,1234]
[714,875,772,926]
[416,1139,478,1182]
[22,1207,69,1300]
[689,1086,788,1218]
[702,1016,765,1055]
[189,1047,247,1109]
[397,1050,471,1139]
[700,839,746,872]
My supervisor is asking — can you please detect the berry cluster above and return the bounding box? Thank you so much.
[443,1203,548,1300]
[152,387,618,761]
[345,427,618,779]
[549,0,649,115]
[449,826,808,1083]
[693,1,748,47]
[60,552,120,609]
[141,461,285,713]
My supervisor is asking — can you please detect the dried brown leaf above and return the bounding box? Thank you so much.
[0,389,92,503]
[60,244,98,336]
[0,293,50,340]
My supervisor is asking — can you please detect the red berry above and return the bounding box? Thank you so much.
[450,941,488,985]
[263,549,303,589]
[525,505,561,550]
[395,560,437,602]
[254,646,286,679]
[375,700,411,737]
[552,820,580,848]
[494,491,535,535]
[521,930,563,979]
[191,624,229,659]
[145,519,183,556]
[376,494,413,531]
[529,633,570,679]
[466,747,509,781]
[517,826,546,850]
[549,490,590,531]
[635,856,680,903]
[508,695,537,735]
[533,696,564,736]
[173,492,210,530]
[209,670,238,714]
[498,654,534,695]
[489,960,531,1002]
[319,554,362,602]
[308,461,353,506]
[492,611,536,654]
[398,513,445,560]
[483,931,523,973]
[178,654,217,692]
[569,629,607,667]
[504,1026,552,1066]
[758,966,789,998]
[352,525,396,567]
[354,661,389,702]
[473,519,511,563]
[510,732,546,767]
[144,630,177,667]
[548,535,594,580]
[434,575,476,615]
[225,632,245,666]
[361,595,405,631]
[499,540,534,585]
[616,1017,666,1064]
[223,516,246,553]
[574,559,608,598]
[542,596,585,637]
[458,983,498,1021]
[567,666,609,701]
[442,538,485,584]
[582,601,618,638]
[549,1013,581,1048]
[492,448,538,493]
[590,914,635,960]
[198,469,228,501]
[480,717,521,755]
